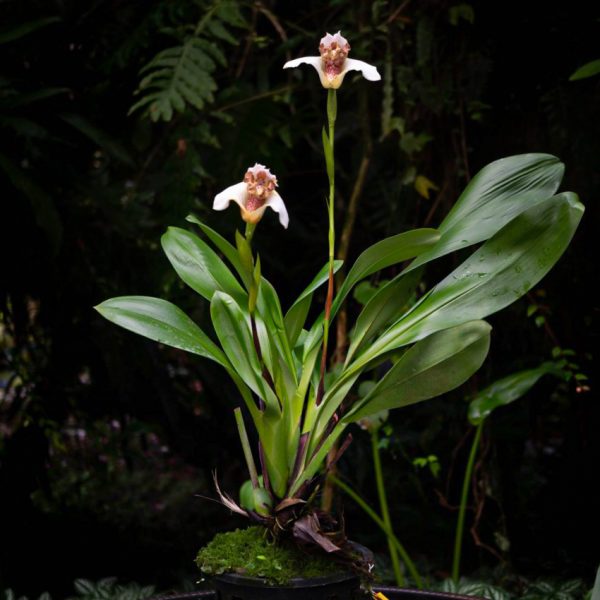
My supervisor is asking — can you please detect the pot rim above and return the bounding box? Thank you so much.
[213,571,359,588]
[147,586,485,600]
[376,586,486,600]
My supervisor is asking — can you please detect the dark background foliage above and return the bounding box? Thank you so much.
[0,0,598,595]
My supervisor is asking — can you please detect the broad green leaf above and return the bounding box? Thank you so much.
[307,367,361,442]
[468,361,563,425]
[94,296,226,364]
[332,228,440,317]
[258,279,296,381]
[185,214,247,279]
[161,227,246,304]
[288,335,321,447]
[284,260,343,346]
[346,267,422,364]
[345,321,491,422]
[408,154,565,271]
[355,192,583,367]
[210,291,278,410]
[569,59,600,81]
[253,409,289,499]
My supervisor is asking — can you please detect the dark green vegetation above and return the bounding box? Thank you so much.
[0,0,598,597]
[196,527,343,584]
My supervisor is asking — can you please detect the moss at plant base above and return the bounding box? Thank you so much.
[196,526,348,585]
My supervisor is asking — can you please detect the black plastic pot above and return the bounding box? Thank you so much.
[149,581,485,600]
[212,572,362,599]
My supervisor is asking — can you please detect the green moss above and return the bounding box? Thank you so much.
[196,526,346,585]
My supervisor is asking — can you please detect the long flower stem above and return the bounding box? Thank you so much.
[452,421,484,583]
[331,475,423,589]
[372,428,405,587]
[317,89,337,405]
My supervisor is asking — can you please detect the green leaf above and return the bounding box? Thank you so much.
[449,580,510,600]
[468,362,563,425]
[355,192,583,366]
[210,292,278,409]
[0,16,61,44]
[206,19,237,44]
[408,154,565,272]
[332,228,440,317]
[130,39,216,121]
[257,279,296,379]
[353,280,385,306]
[346,321,491,422]
[185,214,246,278]
[73,580,95,595]
[161,227,246,304]
[95,296,227,365]
[569,59,600,81]
[284,260,343,346]
[322,127,334,182]
[235,230,255,288]
[346,268,422,364]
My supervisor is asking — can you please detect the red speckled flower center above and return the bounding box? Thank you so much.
[244,169,277,212]
[319,39,350,79]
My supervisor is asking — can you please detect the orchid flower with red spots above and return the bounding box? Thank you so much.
[284,31,381,89]
[213,163,289,228]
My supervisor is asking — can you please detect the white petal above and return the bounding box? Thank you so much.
[342,58,381,82]
[283,56,322,70]
[264,191,289,229]
[213,181,246,211]
[283,56,328,84]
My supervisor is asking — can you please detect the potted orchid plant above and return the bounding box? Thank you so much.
[95,31,583,599]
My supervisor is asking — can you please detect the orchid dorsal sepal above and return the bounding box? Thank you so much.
[284,31,381,89]
[213,163,289,228]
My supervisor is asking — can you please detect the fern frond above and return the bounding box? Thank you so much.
[130,2,246,122]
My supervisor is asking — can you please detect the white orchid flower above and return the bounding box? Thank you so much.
[213,163,289,228]
[283,31,381,89]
